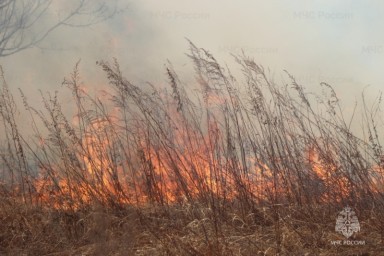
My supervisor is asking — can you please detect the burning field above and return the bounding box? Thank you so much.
[0,43,383,255]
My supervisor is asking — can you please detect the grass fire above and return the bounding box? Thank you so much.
[0,42,383,255]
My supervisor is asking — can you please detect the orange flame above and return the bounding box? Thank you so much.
[29,94,384,210]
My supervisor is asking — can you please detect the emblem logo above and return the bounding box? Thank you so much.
[335,206,360,239]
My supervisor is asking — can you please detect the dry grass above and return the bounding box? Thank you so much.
[1,202,382,255]
[0,41,384,255]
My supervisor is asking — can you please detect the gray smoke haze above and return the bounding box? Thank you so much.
[1,0,383,134]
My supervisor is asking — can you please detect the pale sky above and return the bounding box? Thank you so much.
[1,0,383,126]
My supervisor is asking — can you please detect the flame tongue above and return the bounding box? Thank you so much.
[28,89,382,210]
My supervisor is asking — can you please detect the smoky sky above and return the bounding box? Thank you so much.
[0,0,383,128]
